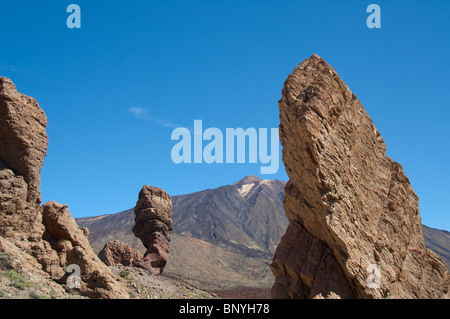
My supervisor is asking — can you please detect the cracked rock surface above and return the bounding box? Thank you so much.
[133,186,173,275]
[271,55,449,299]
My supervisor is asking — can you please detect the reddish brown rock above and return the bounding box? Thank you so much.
[132,185,172,275]
[42,202,129,298]
[0,77,128,299]
[98,240,143,267]
[0,77,47,206]
[271,55,449,299]
[0,78,48,239]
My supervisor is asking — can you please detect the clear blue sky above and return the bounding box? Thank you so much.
[0,1,449,230]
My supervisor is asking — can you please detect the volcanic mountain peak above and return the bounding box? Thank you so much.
[233,176,281,198]
[233,175,263,186]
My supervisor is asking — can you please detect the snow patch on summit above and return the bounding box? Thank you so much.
[239,183,255,197]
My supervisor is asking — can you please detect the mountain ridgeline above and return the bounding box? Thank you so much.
[78,176,287,257]
[76,176,288,289]
[172,176,287,258]
[77,175,449,290]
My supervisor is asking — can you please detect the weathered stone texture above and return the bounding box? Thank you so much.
[271,55,449,299]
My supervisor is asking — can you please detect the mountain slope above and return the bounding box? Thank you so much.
[77,208,140,253]
[172,176,287,258]
[423,225,450,269]
[77,176,287,289]
[76,176,449,290]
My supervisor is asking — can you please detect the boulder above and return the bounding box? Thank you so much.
[98,240,143,267]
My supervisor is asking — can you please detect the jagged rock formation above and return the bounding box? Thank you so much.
[98,241,143,267]
[132,186,173,275]
[0,78,47,207]
[0,77,128,299]
[271,55,449,299]
[0,77,48,239]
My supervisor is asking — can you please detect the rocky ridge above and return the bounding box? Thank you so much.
[0,77,128,299]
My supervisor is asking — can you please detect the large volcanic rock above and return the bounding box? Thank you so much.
[0,77,47,238]
[132,185,173,275]
[271,55,449,299]
[0,77,128,299]
[0,77,47,207]
[98,240,143,267]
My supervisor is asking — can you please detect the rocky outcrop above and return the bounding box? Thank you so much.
[0,77,128,299]
[0,77,47,207]
[0,77,47,238]
[271,55,449,299]
[42,202,129,298]
[132,186,172,275]
[98,241,143,267]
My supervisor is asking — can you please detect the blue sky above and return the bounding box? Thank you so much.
[0,1,449,230]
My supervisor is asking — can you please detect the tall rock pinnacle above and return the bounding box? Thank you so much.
[133,185,173,275]
[271,55,449,299]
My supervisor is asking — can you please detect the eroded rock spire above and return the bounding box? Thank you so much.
[133,185,173,275]
[271,55,449,299]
